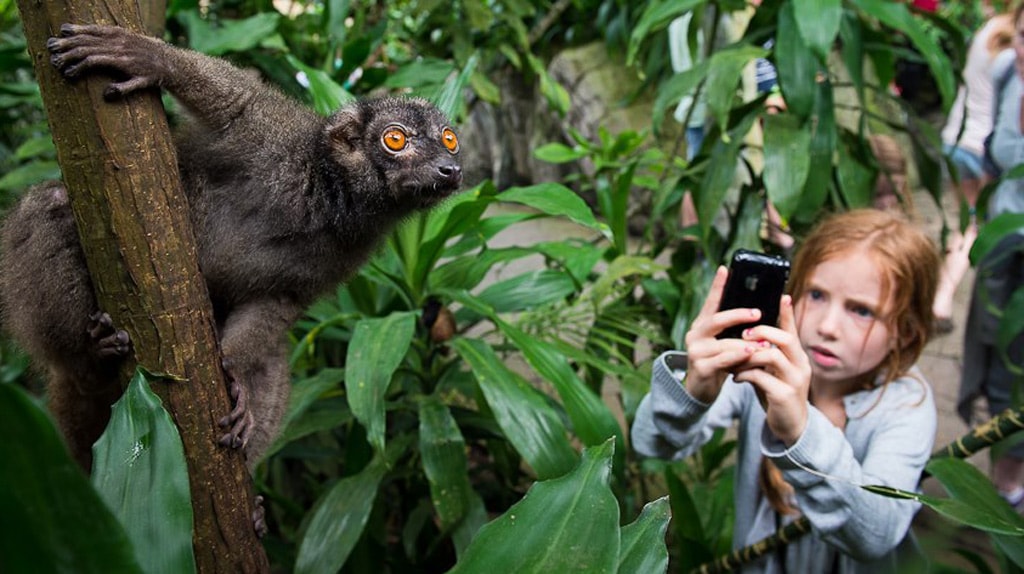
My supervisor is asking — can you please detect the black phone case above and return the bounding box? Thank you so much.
[716,249,790,339]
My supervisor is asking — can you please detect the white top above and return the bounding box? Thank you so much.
[941,16,1012,155]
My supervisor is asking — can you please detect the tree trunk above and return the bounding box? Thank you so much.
[16,2,270,572]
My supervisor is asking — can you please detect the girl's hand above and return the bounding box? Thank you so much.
[732,295,813,445]
[683,266,770,404]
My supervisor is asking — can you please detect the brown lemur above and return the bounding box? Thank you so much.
[0,24,463,471]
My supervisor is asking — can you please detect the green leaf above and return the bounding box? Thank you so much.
[697,111,759,240]
[419,396,474,530]
[474,269,577,313]
[665,469,715,572]
[179,11,281,55]
[775,0,820,119]
[618,497,671,574]
[627,0,705,65]
[287,55,355,116]
[0,160,60,191]
[495,321,624,463]
[970,213,1024,265]
[345,313,417,453]
[854,0,955,111]
[263,368,347,459]
[763,113,812,220]
[705,45,767,134]
[864,458,1024,537]
[795,76,836,221]
[792,0,842,62]
[652,63,708,134]
[91,369,196,574]
[836,138,875,208]
[534,143,588,164]
[498,183,607,235]
[434,54,477,120]
[447,440,620,573]
[469,70,501,105]
[591,255,664,303]
[295,441,407,574]
[452,337,578,480]
[14,135,54,160]
[0,384,143,574]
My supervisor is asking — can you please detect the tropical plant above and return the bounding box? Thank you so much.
[4,0,1024,572]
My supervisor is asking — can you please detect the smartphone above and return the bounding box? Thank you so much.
[716,249,791,339]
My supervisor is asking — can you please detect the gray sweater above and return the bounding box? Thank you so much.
[632,351,936,573]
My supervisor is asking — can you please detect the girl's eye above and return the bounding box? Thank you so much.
[442,127,459,153]
[808,289,824,301]
[382,127,408,152]
[851,305,874,319]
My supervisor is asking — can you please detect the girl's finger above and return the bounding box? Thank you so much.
[776,294,796,335]
[697,266,730,319]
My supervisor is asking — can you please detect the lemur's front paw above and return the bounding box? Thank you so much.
[87,311,131,359]
[46,24,159,100]
[218,361,255,450]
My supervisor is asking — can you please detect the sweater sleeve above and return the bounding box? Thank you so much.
[631,351,750,460]
[760,380,936,561]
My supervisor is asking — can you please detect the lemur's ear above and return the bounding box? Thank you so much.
[325,105,365,151]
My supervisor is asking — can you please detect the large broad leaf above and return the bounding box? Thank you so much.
[497,183,608,236]
[652,61,710,134]
[705,45,768,135]
[665,469,715,572]
[0,383,142,574]
[864,457,1024,537]
[792,0,842,62]
[617,497,671,574]
[452,337,578,480]
[494,319,624,468]
[433,53,478,119]
[763,113,812,220]
[836,135,876,208]
[446,440,620,573]
[287,55,355,116]
[627,0,706,65]
[474,269,577,313]
[295,440,407,574]
[926,458,1024,567]
[345,312,417,453]
[854,0,955,111]
[969,212,1024,265]
[697,110,759,240]
[418,396,489,556]
[795,76,836,222]
[178,11,281,56]
[419,396,474,530]
[263,368,348,459]
[775,0,820,119]
[91,369,196,574]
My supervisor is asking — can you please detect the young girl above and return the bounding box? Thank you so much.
[632,209,941,573]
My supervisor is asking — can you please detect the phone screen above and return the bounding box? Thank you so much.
[716,249,790,339]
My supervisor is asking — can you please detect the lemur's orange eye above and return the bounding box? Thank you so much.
[382,126,408,152]
[442,127,459,153]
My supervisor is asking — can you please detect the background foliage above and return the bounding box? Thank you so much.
[2,0,1022,572]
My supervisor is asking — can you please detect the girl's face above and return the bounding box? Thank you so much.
[794,251,895,391]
